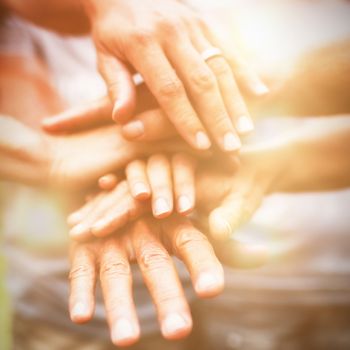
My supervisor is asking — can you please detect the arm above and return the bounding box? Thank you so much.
[205,116,350,239]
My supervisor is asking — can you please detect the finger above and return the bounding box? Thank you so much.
[164,216,224,298]
[126,160,151,200]
[209,188,264,240]
[67,191,108,228]
[121,109,176,141]
[193,31,254,135]
[69,182,130,240]
[201,20,269,97]
[126,42,211,150]
[90,192,149,238]
[97,52,136,123]
[69,243,96,323]
[42,96,112,133]
[172,153,196,215]
[147,154,173,218]
[166,37,241,152]
[98,173,119,191]
[99,237,140,347]
[132,219,192,340]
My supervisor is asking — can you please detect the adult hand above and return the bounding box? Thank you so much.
[69,215,224,346]
[44,122,194,190]
[67,140,287,242]
[68,0,268,151]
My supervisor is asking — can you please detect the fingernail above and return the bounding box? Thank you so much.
[133,182,150,198]
[112,318,136,345]
[177,195,193,214]
[112,101,123,123]
[210,211,232,239]
[162,313,188,336]
[236,115,254,134]
[122,120,144,139]
[67,212,82,226]
[154,198,170,217]
[195,272,219,293]
[223,132,241,151]
[71,302,89,320]
[196,131,211,150]
[70,223,88,237]
[251,81,269,96]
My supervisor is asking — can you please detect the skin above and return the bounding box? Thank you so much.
[4,0,269,151]
[2,3,350,346]
[0,43,227,347]
[125,153,197,217]
[68,116,350,242]
[82,0,268,150]
[69,215,224,346]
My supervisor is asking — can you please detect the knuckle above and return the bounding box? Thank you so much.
[149,153,168,164]
[155,290,184,306]
[212,113,232,131]
[139,245,171,271]
[69,264,94,280]
[175,227,208,251]
[209,58,232,77]
[130,29,155,47]
[157,76,184,99]
[152,183,171,194]
[175,180,192,191]
[172,153,194,167]
[190,67,216,92]
[100,260,130,278]
[156,17,182,35]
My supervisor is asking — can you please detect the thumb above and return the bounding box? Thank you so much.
[121,109,176,142]
[42,96,112,133]
[209,187,263,241]
[97,52,136,123]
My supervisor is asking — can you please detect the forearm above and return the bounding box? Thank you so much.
[262,41,350,117]
[256,116,350,193]
[0,115,50,185]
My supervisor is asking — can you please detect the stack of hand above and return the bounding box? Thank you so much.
[3,0,350,347]
[33,0,270,343]
[39,89,270,346]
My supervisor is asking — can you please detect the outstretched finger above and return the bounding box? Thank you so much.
[69,243,97,323]
[172,153,196,215]
[147,154,174,218]
[126,160,151,200]
[99,237,140,347]
[132,219,192,340]
[164,216,224,298]
[97,51,136,123]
